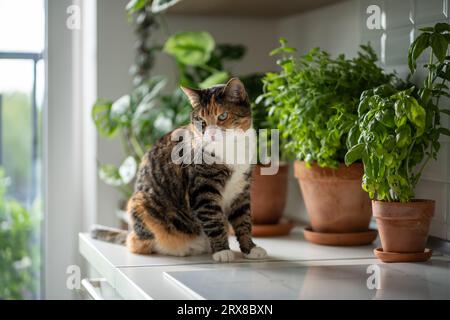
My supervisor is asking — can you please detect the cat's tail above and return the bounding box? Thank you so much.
[90,224,128,245]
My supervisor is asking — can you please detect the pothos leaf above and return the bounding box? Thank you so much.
[98,164,124,187]
[199,71,229,89]
[151,0,183,13]
[119,156,138,184]
[126,0,147,14]
[92,99,118,137]
[163,31,215,66]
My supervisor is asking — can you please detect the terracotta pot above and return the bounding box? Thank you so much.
[250,163,288,224]
[372,199,434,253]
[294,161,372,233]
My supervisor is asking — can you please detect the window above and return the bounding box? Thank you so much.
[0,0,45,299]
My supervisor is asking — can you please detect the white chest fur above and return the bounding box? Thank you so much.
[221,164,250,213]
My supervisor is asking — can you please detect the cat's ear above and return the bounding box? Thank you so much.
[222,78,248,103]
[181,86,201,108]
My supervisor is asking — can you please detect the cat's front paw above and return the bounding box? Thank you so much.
[244,246,268,260]
[212,249,235,263]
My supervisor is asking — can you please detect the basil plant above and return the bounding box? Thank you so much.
[345,22,450,202]
[259,39,393,168]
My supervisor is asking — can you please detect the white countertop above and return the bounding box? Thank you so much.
[79,228,450,299]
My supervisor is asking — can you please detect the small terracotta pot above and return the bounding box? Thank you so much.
[294,161,372,233]
[372,199,434,253]
[250,163,288,224]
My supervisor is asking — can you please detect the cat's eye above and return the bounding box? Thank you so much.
[218,112,228,121]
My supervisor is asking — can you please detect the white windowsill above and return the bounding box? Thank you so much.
[78,228,450,300]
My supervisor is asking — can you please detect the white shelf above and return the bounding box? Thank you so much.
[167,0,345,18]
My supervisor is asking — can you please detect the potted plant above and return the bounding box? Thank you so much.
[239,74,291,237]
[345,22,450,262]
[259,39,394,245]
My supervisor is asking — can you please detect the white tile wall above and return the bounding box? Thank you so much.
[361,0,450,240]
[414,0,448,24]
[385,0,414,29]
[383,26,413,65]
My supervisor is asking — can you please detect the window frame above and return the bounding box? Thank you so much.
[0,51,43,205]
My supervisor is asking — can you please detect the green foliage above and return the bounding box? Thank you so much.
[1,93,34,202]
[346,22,450,202]
[164,31,246,89]
[259,38,393,168]
[126,0,182,15]
[345,86,426,201]
[164,31,215,66]
[0,168,41,299]
[93,77,190,198]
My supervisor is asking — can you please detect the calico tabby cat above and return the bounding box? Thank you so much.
[92,78,267,262]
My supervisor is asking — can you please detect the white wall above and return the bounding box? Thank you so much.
[96,0,134,227]
[278,0,360,57]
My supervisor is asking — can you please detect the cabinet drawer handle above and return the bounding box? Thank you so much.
[81,278,107,300]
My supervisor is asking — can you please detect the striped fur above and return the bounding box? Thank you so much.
[92,78,266,261]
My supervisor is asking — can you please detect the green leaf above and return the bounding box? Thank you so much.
[437,64,450,81]
[136,76,167,107]
[439,127,450,136]
[345,143,364,166]
[118,156,137,184]
[418,27,434,32]
[199,71,229,89]
[98,164,124,187]
[92,99,118,137]
[163,31,215,66]
[395,125,411,148]
[270,46,296,56]
[346,125,360,149]
[408,33,430,73]
[111,95,131,125]
[151,0,183,13]
[405,97,426,135]
[126,0,147,14]
[431,32,448,62]
[434,22,450,33]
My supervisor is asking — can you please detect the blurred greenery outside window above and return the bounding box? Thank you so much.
[0,0,45,299]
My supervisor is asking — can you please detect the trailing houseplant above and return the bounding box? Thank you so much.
[259,39,394,243]
[93,0,185,202]
[345,22,450,260]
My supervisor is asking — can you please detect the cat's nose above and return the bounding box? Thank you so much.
[205,126,220,141]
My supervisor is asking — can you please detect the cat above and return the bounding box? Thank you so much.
[92,78,267,262]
